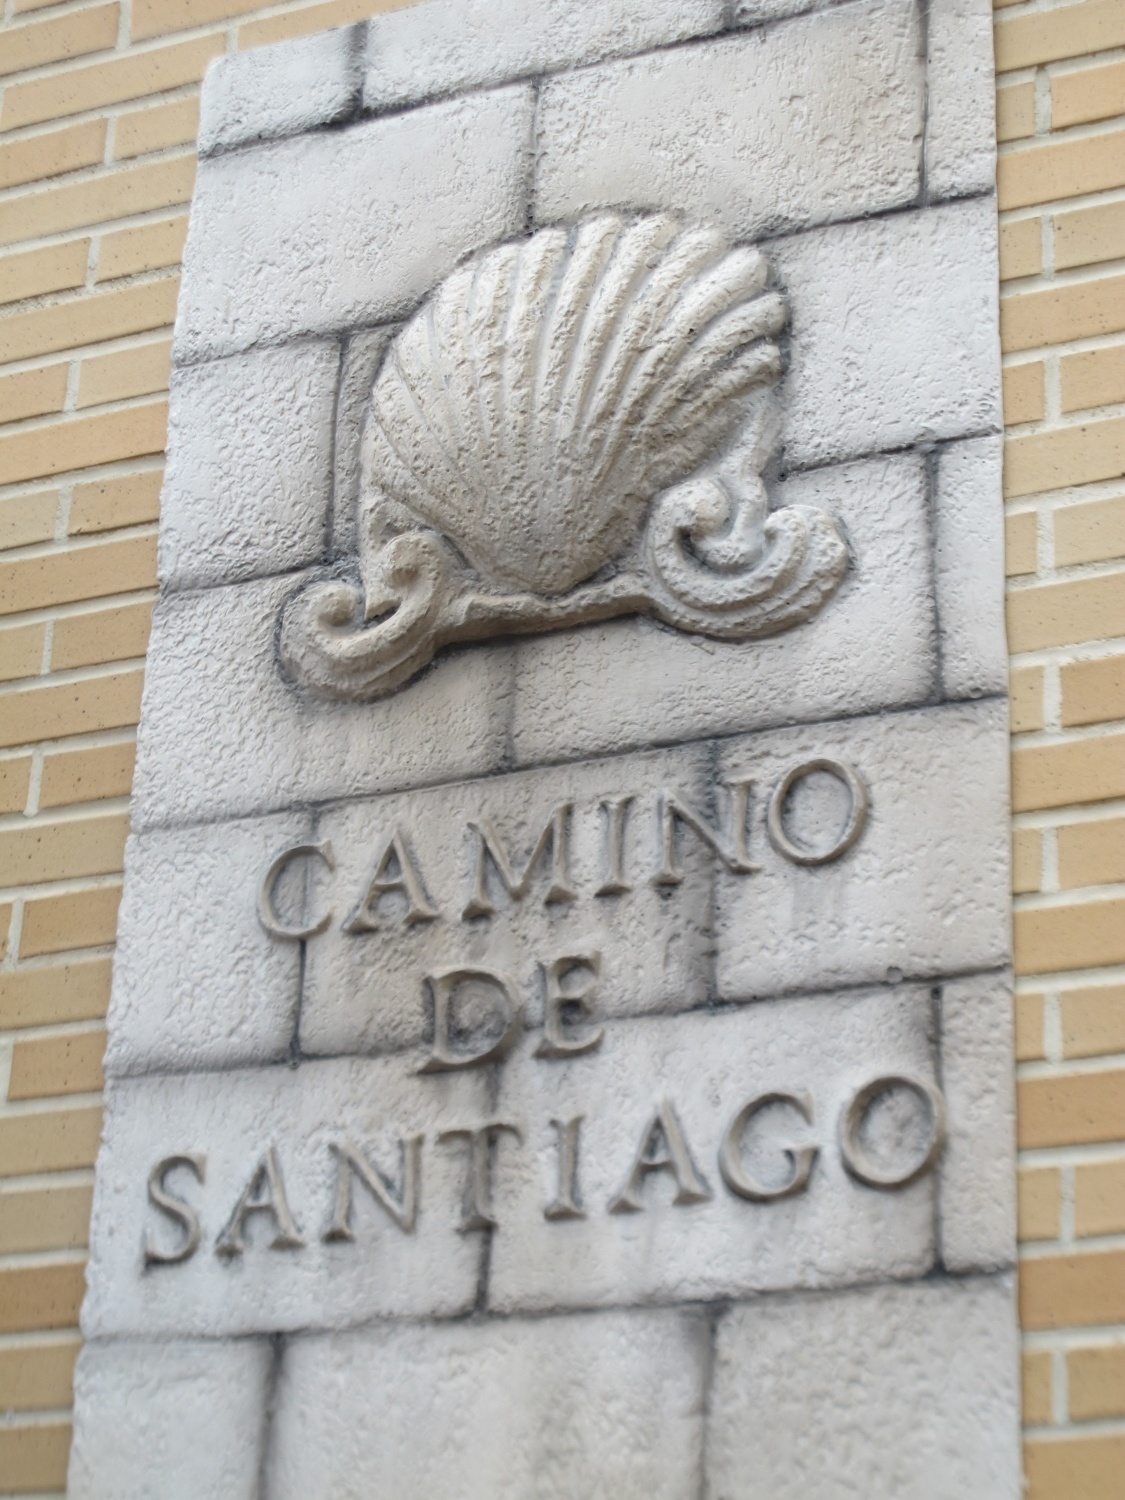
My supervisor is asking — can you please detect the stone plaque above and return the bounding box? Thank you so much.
[70,0,1019,1494]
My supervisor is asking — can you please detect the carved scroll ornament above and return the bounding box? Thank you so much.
[280,213,850,701]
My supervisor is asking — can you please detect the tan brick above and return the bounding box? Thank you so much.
[0,490,58,550]
[999,216,1042,282]
[77,337,171,409]
[0,275,179,363]
[39,740,136,808]
[0,153,195,249]
[1025,1433,1125,1500]
[1001,273,1125,354]
[0,1106,103,1177]
[999,130,1125,212]
[0,1422,71,1492]
[1061,655,1125,728]
[0,958,111,1029]
[1015,897,1125,974]
[1020,1249,1125,1331]
[69,466,161,536]
[1022,1349,1053,1427]
[995,0,1125,72]
[1018,1065,1125,1146]
[1061,341,1125,414]
[1074,1160,1125,1240]
[1006,571,1125,650]
[1003,362,1046,426]
[1009,663,1044,733]
[0,3,119,79]
[20,884,122,958]
[240,0,405,48]
[1054,491,1125,566]
[0,363,68,425]
[1,35,225,132]
[133,0,275,39]
[0,1261,85,1330]
[1058,814,1125,888]
[0,619,44,684]
[0,1337,80,1407]
[114,94,200,160]
[0,534,156,617]
[0,118,106,192]
[1013,826,1042,893]
[8,1028,106,1100]
[0,400,167,487]
[1005,508,1039,574]
[1062,982,1125,1058]
[52,599,152,671]
[0,238,88,306]
[0,755,32,815]
[1018,1165,1061,1241]
[996,80,1035,143]
[0,810,128,887]
[1052,58,1125,129]
[1055,199,1125,275]
[95,213,188,281]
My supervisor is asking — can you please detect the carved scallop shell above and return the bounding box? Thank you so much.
[362,213,787,597]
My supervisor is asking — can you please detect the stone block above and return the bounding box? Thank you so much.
[268,1310,707,1498]
[363,0,725,111]
[773,197,1002,469]
[175,87,533,363]
[331,322,397,561]
[939,973,1017,1272]
[510,452,935,766]
[198,25,362,157]
[535,0,923,240]
[129,573,512,831]
[733,0,845,23]
[715,700,1010,1000]
[82,1057,488,1337]
[706,1276,1021,1498]
[104,811,309,1078]
[934,434,1009,700]
[925,0,996,200]
[301,743,713,1057]
[159,342,338,590]
[487,986,938,1313]
[68,1338,271,1500]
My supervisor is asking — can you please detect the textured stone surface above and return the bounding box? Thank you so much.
[105,811,309,1077]
[364,0,724,110]
[269,1309,708,1499]
[198,25,362,156]
[536,0,923,240]
[68,1339,271,1500]
[159,341,338,589]
[934,434,1009,699]
[706,1277,1020,1498]
[925,0,996,200]
[331,322,397,560]
[175,86,533,362]
[715,701,1010,999]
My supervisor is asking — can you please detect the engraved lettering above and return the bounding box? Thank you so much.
[144,1153,205,1267]
[608,1100,711,1212]
[215,1146,305,1256]
[257,840,335,941]
[322,1136,422,1241]
[839,1075,947,1190]
[652,779,758,886]
[462,804,576,919]
[544,1116,586,1221]
[437,1122,523,1232]
[417,967,523,1074]
[343,828,438,931]
[535,952,604,1059]
[595,796,634,895]
[766,758,868,866]
[719,1091,818,1203]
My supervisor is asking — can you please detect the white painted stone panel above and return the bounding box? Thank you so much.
[715,701,1010,999]
[925,0,997,199]
[331,323,397,560]
[706,1277,1021,1498]
[104,811,309,1078]
[268,1310,707,1499]
[68,1339,271,1500]
[159,341,338,590]
[487,987,938,1312]
[301,743,713,1057]
[129,573,512,830]
[934,434,1009,699]
[734,0,846,23]
[175,87,533,362]
[511,453,935,766]
[198,25,362,156]
[535,0,923,240]
[83,1058,489,1336]
[364,0,725,110]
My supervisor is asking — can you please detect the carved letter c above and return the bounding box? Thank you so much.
[257,841,335,941]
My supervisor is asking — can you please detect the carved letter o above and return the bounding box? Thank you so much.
[766,758,868,866]
[839,1075,946,1190]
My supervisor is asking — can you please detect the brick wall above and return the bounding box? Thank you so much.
[0,0,1121,1493]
